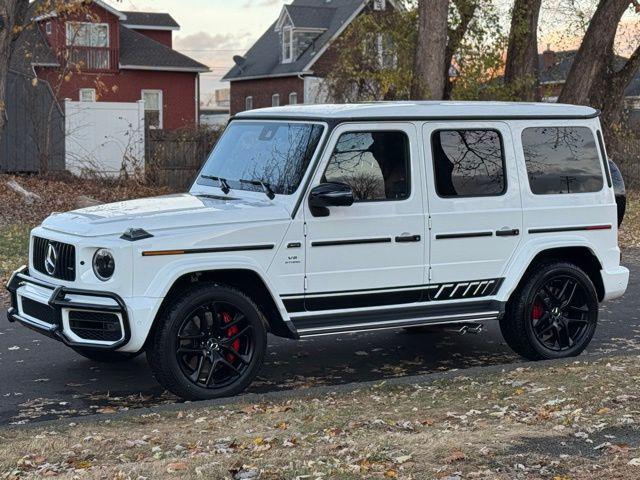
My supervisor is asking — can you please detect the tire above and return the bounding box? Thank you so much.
[74,349,140,363]
[146,283,267,401]
[500,262,599,361]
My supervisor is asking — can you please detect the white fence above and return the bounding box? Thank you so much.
[65,99,145,176]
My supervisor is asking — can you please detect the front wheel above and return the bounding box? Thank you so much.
[146,283,267,400]
[500,262,599,361]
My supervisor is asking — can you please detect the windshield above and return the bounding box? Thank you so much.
[196,121,325,195]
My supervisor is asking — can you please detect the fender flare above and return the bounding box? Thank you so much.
[498,235,603,303]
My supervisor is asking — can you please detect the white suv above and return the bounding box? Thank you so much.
[6,102,629,400]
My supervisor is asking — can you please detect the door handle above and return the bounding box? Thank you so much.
[395,235,422,243]
[496,228,520,237]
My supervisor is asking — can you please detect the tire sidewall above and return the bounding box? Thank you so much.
[154,285,267,400]
[521,264,598,359]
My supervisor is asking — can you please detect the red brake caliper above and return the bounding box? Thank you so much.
[532,300,544,321]
[222,312,240,362]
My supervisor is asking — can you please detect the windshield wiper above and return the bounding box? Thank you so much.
[201,175,231,195]
[239,179,276,200]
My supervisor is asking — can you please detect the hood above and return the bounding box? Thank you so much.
[41,194,291,237]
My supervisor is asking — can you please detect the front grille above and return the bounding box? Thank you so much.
[32,237,76,281]
[69,311,122,342]
[21,297,57,325]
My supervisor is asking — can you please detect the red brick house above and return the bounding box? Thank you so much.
[223,0,401,115]
[12,0,209,130]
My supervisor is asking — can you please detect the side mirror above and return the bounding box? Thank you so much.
[309,182,354,217]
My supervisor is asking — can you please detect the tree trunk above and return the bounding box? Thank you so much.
[558,0,631,106]
[411,0,449,100]
[443,0,477,100]
[0,0,29,143]
[504,0,543,101]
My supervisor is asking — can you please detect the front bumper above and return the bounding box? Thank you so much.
[6,266,131,350]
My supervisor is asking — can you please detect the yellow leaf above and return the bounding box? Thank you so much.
[597,407,610,415]
[384,470,398,478]
[31,78,38,87]
[515,388,525,395]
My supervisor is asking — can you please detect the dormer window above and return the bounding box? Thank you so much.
[282,26,293,63]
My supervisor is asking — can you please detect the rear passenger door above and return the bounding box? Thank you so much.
[423,122,522,299]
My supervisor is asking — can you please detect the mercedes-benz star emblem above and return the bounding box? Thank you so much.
[45,243,58,276]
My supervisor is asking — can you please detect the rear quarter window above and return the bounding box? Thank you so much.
[522,127,604,195]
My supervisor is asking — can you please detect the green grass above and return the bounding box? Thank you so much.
[0,224,31,292]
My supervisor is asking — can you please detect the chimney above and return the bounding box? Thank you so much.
[543,44,556,70]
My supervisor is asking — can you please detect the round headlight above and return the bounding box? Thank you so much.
[93,249,115,281]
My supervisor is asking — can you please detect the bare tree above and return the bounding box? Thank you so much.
[559,0,640,132]
[504,0,543,101]
[0,0,29,141]
[411,0,449,100]
[444,0,478,99]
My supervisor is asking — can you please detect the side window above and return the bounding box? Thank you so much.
[432,130,505,197]
[522,127,604,195]
[324,131,410,201]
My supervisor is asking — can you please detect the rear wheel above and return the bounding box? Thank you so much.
[500,262,599,361]
[147,283,267,400]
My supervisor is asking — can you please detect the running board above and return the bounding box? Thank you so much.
[292,301,503,338]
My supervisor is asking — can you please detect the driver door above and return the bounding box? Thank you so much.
[303,123,427,311]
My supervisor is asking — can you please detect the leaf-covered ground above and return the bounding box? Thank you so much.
[1,355,640,479]
[0,174,173,303]
[619,190,640,248]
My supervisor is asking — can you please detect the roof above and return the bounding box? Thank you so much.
[119,26,209,72]
[235,101,600,120]
[121,11,180,30]
[539,50,640,97]
[285,5,337,29]
[223,0,369,81]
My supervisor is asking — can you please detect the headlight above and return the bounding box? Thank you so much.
[93,249,115,281]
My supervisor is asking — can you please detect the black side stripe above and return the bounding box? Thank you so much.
[312,238,392,247]
[142,245,275,257]
[283,279,503,313]
[436,231,493,240]
[529,225,612,234]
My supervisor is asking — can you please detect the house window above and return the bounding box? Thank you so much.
[373,0,387,10]
[142,90,163,129]
[66,22,109,47]
[45,22,52,35]
[272,94,280,107]
[282,26,293,63]
[245,96,253,111]
[79,88,96,102]
[289,92,298,105]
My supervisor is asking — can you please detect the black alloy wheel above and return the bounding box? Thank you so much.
[529,275,592,352]
[500,262,598,361]
[176,301,255,389]
[147,283,267,400]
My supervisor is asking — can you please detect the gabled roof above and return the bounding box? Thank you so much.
[10,3,59,74]
[121,11,180,30]
[280,5,337,30]
[224,0,395,82]
[119,26,209,72]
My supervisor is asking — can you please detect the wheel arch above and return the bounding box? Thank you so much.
[145,268,298,349]
[502,243,605,303]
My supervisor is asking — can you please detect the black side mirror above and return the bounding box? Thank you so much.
[309,182,354,217]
